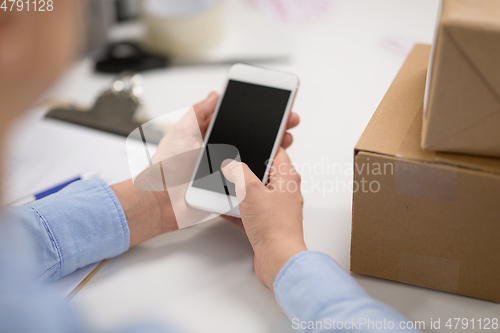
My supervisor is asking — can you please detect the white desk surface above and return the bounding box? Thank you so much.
[40,0,500,332]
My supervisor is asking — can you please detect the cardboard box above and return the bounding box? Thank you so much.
[351,44,500,303]
[422,0,500,157]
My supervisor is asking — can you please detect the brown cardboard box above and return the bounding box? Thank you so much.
[351,44,500,302]
[422,0,500,157]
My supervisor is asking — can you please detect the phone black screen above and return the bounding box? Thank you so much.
[192,80,291,196]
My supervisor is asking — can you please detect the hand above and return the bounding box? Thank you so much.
[221,148,307,290]
[112,92,300,247]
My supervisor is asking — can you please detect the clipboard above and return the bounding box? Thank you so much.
[45,72,163,144]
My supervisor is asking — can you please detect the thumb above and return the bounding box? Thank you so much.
[221,159,263,201]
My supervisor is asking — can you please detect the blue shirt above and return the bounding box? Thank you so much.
[0,179,419,332]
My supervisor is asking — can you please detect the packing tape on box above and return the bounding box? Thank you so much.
[398,252,460,293]
[392,109,457,201]
[394,161,457,202]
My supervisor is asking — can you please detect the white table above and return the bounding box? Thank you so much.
[42,0,500,332]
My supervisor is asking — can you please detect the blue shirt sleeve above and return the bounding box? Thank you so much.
[7,178,130,281]
[0,179,177,333]
[274,251,422,332]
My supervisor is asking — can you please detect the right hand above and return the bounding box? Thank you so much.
[221,148,307,290]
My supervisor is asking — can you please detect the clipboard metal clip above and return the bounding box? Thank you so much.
[45,72,164,144]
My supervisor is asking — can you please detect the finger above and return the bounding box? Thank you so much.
[267,147,291,174]
[281,132,293,149]
[269,148,298,184]
[274,147,293,165]
[286,112,300,130]
[221,159,264,200]
[193,92,218,125]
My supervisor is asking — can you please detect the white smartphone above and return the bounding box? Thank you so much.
[185,63,299,217]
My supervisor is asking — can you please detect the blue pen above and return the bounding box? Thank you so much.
[9,171,98,206]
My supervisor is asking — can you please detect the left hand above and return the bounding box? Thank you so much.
[111,92,300,247]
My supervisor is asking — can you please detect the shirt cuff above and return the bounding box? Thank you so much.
[29,178,130,280]
[274,251,367,322]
